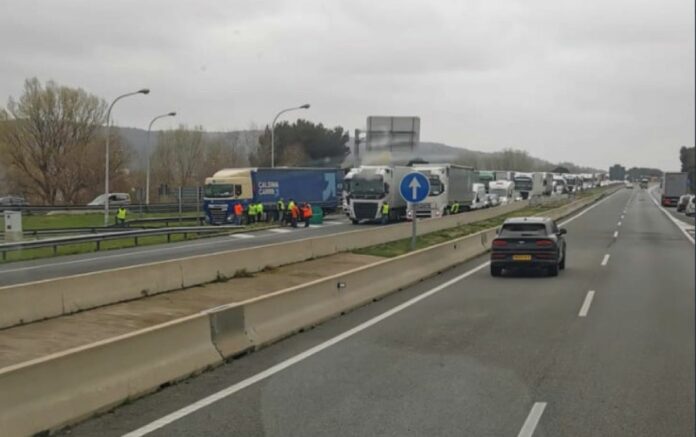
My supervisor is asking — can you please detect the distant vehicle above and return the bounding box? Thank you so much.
[489,180,515,204]
[490,217,567,277]
[494,170,514,182]
[203,167,343,224]
[486,193,501,207]
[470,183,488,209]
[639,178,649,189]
[342,168,359,215]
[552,175,567,194]
[88,193,131,206]
[661,172,689,207]
[513,172,543,199]
[563,174,581,193]
[625,182,634,189]
[677,194,692,212]
[412,164,477,218]
[0,196,28,206]
[580,173,595,190]
[477,171,497,192]
[348,165,410,224]
[686,196,695,216]
[540,172,554,196]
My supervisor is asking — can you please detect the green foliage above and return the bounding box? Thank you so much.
[626,167,663,181]
[251,119,349,167]
[609,164,626,181]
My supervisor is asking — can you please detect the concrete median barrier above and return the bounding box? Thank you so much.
[0,313,221,437]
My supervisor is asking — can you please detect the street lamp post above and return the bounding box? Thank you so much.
[271,104,310,168]
[146,112,176,205]
[103,89,150,226]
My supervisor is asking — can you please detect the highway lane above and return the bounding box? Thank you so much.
[61,188,694,436]
[0,216,370,286]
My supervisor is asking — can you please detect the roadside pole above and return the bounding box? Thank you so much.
[196,186,201,225]
[410,202,417,250]
[178,187,183,224]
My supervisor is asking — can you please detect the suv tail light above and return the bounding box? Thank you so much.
[492,239,508,247]
[536,239,554,247]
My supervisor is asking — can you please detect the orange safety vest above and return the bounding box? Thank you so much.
[290,205,299,218]
[233,203,243,215]
[302,206,312,218]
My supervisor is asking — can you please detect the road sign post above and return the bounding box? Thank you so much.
[399,172,430,251]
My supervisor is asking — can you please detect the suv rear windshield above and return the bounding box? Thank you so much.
[500,223,547,237]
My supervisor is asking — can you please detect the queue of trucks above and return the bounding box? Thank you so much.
[202,165,608,225]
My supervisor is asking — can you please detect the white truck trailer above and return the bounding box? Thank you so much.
[411,164,477,217]
[348,166,411,223]
[513,172,544,199]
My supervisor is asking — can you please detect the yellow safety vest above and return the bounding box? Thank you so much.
[381,203,389,214]
[117,208,127,219]
[277,200,285,211]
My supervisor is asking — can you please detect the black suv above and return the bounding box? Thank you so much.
[490,217,567,277]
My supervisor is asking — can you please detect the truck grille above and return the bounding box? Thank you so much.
[353,202,378,220]
[209,206,229,224]
[415,203,433,218]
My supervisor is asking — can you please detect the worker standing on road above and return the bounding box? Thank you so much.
[302,202,313,227]
[116,207,127,226]
[276,198,285,223]
[233,203,243,225]
[451,201,460,214]
[289,200,299,228]
[287,199,296,226]
[257,202,264,222]
[247,203,256,224]
[381,201,389,225]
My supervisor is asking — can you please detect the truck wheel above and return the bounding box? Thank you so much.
[547,264,559,277]
[490,265,502,277]
[351,219,359,225]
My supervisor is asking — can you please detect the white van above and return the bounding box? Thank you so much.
[470,183,488,210]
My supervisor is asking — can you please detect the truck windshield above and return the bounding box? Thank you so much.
[429,177,443,196]
[351,177,384,195]
[490,188,508,197]
[204,184,241,198]
[514,178,532,190]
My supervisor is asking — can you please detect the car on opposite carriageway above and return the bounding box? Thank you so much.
[490,217,567,277]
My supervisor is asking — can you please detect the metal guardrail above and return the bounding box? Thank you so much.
[0,203,202,214]
[0,225,243,260]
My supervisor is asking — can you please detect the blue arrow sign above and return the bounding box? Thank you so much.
[400,172,430,203]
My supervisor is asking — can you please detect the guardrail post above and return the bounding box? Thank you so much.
[167,233,171,243]
[134,236,139,246]
[2,250,5,261]
[52,245,57,256]
[96,240,101,251]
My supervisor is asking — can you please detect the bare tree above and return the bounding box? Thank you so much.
[151,125,205,188]
[0,78,130,204]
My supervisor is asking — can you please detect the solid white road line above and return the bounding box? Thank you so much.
[268,228,292,234]
[601,254,610,266]
[613,231,619,238]
[229,233,255,239]
[578,291,596,317]
[617,221,622,227]
[122,262,491,437]
[517,402,547,437]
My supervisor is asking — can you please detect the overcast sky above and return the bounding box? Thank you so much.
[1,0,693,170]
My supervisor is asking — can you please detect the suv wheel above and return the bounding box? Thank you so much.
[547,264,559,277]
[490,265,502,277]
[559,251,566,270]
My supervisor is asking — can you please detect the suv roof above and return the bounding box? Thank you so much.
[503,216,551,225]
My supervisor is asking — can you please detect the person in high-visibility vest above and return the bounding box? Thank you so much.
[247,203,256,224]
[450,201,460,214]
[289,200,300,228]
[381,202,389,225]
[233,203,244,225]
[287,199,296,226]
[302,203,313,227]
[276,198,285,223]
[257,202,264,222]
[116,207,127,226]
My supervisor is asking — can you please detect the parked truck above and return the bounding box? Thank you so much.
[564,174,581,193]
[513,172,544,199]
[411,164,477,217]
[488,180,515,204]
[348,166,410,224]
[477,170,496,192]
[203,167,343,224]
[661,172,689,207]
[494,170,515,182]
[540,172,554,196]
[552,174,567,194]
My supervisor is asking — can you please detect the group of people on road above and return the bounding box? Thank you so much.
[230,198,314,228]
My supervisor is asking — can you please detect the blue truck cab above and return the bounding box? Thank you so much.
[204,167,343,225]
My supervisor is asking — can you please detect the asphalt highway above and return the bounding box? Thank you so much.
[0,216,366,286]
[62,187,695,436]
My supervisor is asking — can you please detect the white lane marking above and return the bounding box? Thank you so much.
[517,402,547,437]
[617,221,622,227]
[123,190,622,437]
[601,254,610,266]
[229,233,255,239]
[620,214,624,220]
[613,231,619,238]
[122,261,491,437]
[321,221,343,226]
[268,228,292,234]
[648,188,695,245]
[578,291,596,317]
[557,188,622,227]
